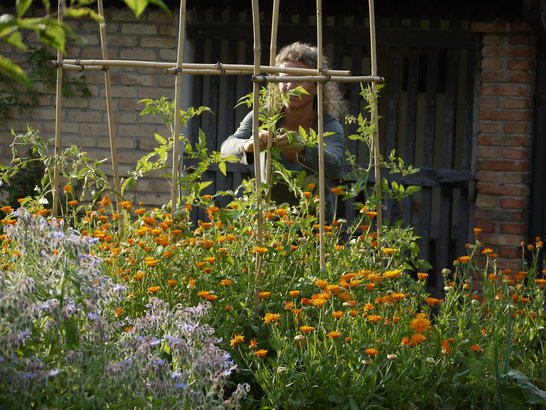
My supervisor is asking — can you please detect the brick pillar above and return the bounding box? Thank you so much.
[471,22,536,271]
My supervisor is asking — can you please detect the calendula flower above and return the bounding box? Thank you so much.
[409,313,432,333]
[300,326,314,334]
[147,286,160,293]
[259,291,271,299]
[367,315,382,323]
[417,272,429,280]
[330,186,344,195]
[457,255,471,264]
[255,349,267,357]
[68,200,78,206]
[220,279,233,286]
[365,348,379,356]
[167,280,177,287]
[249,339,258,349]
[411,333,427,344]
[289,290,300,297]
[230,334,244,348]
[264,313,281,324]
[381,248,398,256]
[470,344,483,352]
[327,331,341,340]
[252,247,268,255]
[332,311,343,320]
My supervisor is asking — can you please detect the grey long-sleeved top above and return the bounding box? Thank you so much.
[221,110,345,220]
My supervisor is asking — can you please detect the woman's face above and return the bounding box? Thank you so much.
[278,61,317,111]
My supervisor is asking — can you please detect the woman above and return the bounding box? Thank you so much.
[221,42,345,221]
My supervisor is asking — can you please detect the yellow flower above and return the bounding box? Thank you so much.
[367,315,382,323]
[147,286,160,293]
[252,247,268,255]
[230,334,244,348]
[381,248,398,256]
[289,290,300,297]
[263,313,281,324]
[409,313,432,333]
[300,326,314,334]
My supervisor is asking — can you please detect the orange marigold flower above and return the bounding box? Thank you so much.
[264,313,281,324]
[332,311,344,320]
[365,282,375,291]
[252,246,268,255]
[301,297,311,306]
[274,208,288,216]
[330,186,344,195]
[249,339,258,349]
[365,348,379,356]
[220,279,233,286]
[327,331,341,340]
[367,315,382,323]
[381,248,398,256]
[312,298,327,307]
[392,292,405,302]
[168,280,177,287]
[68,200,78,206]
[259,291,271,299]
[206,256,216,264]
[473,227,482,235]
[135,208,146,216]
[230,334,244,348]
[289,290,300,297]
[383,270,401,279]
[411,333,427,344]
[470,344,483,352]
[255,349,267,357]
[115,307,123,316]
[314,279,328,289]
[119,201,132,210]
[409,313,432,333]
[417,272,429,280]
[457,255,471,264]
[147,286,160,293]
[300,325,314,334]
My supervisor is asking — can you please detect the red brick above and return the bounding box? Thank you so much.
[476,170,499,183]
[481,84,531,97]
[475,195,498,209]
[503,123,530,135]
[479,110,532,122]
[508,22,531,32]
[500,223,527,234]
[504,98,531,109]
[507,59,534,70]
[501,148,528,160]
[479,233,524,247]
[477,147,500,159]
[476,183,527,196]
[498,247,522,259]
[482,58,504,70]
[481,71,533,83]
[480,97,500,109]
[471,22,509,32]
[482,46,532,58]
[500,197,528,209]
[489,135,523,146]
[478,123,501,134]
[473,220,495,232]
[477,159,529,171]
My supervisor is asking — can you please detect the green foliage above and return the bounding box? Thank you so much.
[0,46,90,116]
[0,0,168,86]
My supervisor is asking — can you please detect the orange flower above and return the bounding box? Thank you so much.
[255,349,267,357]
[230,334,244,348]
[264,313,281,324]
[206,256,216,264]
[470,344,483,352]
[147,286,160,293]
[220,279,233,286]
[300,326,314,334]
[115,307,123,316]
[259,291,271,299]
[274,208,288,217]
[381,248,398,256]
[332,311,344,320]
[289,290,300,297]
[457,256,471,264]
[327,331,341,340]
[68,200,78,206]
[365,348,379,356]
[367,315,382,323]
[167,280,177,287]
[330,186,343,195]
[409,313,432,333]
[417,272,429,280]
[314,279,328,289]
[252,247,268,255]
[98,195,112,207]
[249,339,258,349]
[411,333,427,344]
[312,298,327,307]
[134,208,146,216]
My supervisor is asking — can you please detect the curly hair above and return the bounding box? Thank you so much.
[275,42,346,120]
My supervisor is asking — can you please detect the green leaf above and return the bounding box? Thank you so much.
[219,161,227,176]
[16,0,33,18]
[64,8,104,23]
[0,54,32,87]
[124,0,149,18]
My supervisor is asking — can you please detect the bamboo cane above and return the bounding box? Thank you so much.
[171,0,187,210]
[265,0,280,197]
[251,0,264,313]
[368,0,383,236]
[252,75,384,83]
[52,0,64,218]
[316,0,326,269]
[56,59,350,76]
[98,0,120,211]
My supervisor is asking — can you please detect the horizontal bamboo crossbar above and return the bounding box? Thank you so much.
[49,59,351,76]
[252,74,385,83]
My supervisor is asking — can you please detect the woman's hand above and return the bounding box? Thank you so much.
[275,131,306,154]
[243,129,269,153]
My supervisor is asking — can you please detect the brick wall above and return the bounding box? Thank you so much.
[1,6,182,207]
[471,21,535,271]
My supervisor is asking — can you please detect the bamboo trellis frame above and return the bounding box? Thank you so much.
[49,0,385,311]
